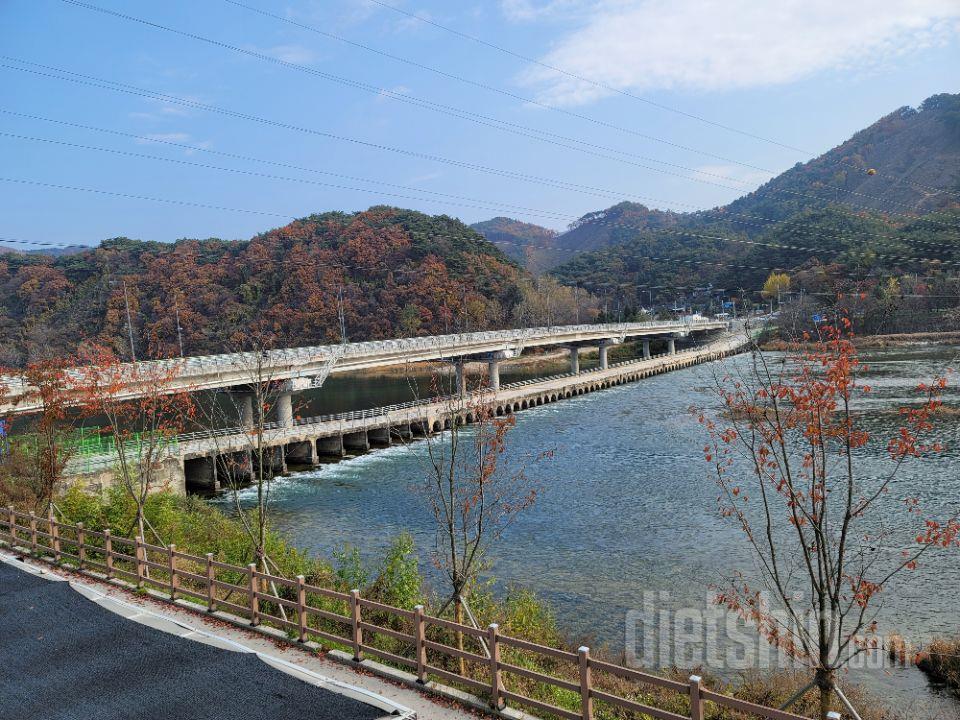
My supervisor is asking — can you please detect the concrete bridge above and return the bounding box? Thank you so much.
[2,319,726,416]
[66,329,747,495]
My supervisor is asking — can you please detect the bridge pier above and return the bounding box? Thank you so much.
[253,445,287,477]
[454,360,467,396]
[368,426,391,448]
[286,440,319,467]
[598,338,621,370]
[487,358,500,391]
[343,430,370,453]
[642,339,651,360]
[568,346,580,375]
[223,451,253,484]
[317,435,344,458]
[391,422,413,442]
[185,456,220,494]
[234,392,254,427]
[276,392,294,428]
[667,338,676,355]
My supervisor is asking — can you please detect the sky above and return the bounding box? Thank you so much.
[1,0,959,248]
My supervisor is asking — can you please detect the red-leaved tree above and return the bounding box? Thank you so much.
[698,320,960,719]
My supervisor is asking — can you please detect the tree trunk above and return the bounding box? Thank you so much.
[454,595,466,676]
[816,668,834,720]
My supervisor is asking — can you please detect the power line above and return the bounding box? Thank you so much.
[0,177,292,218]
[0,109,577,224]
[0,132,577,224]
[4,119,959,267]
[0,105,922,247]
[11,124,960,256]
[56,1,954,222]
[363,0,812,155]
[4,61,957,244]
[220,0,774,176]
[363,0,960,206]
[224,0,960,204]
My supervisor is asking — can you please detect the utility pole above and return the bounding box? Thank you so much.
[122,280,137,362]
[337,286,347,345]
[175,305,184,358]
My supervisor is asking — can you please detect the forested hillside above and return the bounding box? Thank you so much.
[552,206,960,324]
[0,208,527,365]
[475,93,960,278]
[469,217,563,274]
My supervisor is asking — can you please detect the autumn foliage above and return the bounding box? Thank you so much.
[697,319,959,718]
[0,208,526,365]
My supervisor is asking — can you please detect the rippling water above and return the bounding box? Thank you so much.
[214,345,960,714]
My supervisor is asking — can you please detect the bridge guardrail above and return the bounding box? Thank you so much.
[0,507,810,720]
[69,334,746,471]
[1,320,728,399]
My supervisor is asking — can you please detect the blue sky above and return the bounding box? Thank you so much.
[1,0,958,248]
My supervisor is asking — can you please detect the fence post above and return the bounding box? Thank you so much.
[488,623,503,710]
[350,589,362,661]
[76,522,86,570]
[104,530,114,579]
[689,675,704,720]
[413,605,427,683]
[248,563,260,626]
[135,536,144,589]
[8,506,17,544]
[29,512,38,555]
[168,544,178,600]
[205,553,216,612]
[49,511,60,563]
[296,575,307,642]
[579,647,593,720]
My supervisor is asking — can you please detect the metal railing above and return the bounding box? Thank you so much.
[1,319,728,400]
[69,335,745,469]
[0,507,812,720]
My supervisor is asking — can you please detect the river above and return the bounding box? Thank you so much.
[214,343,960,716]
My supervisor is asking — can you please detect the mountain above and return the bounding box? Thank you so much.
[546,93,960,307]
[724,93,960,223]
[469,217,564,274]
[0,208,526,365]
[481,93,960,280]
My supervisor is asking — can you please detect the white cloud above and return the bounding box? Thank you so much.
[519,0,960,105]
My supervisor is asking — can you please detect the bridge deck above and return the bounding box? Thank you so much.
[2,320,727,414]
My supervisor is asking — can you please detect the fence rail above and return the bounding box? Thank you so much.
[0,506,812,720]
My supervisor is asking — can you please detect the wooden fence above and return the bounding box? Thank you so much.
[0,507,815,720]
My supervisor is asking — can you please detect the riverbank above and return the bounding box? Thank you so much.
[10,487,912,720]
[762,330,960,351]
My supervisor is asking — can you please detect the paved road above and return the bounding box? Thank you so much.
[0,558,400,720]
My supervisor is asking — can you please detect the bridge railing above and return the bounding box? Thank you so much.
[66,335,747,468]
[0,507,811,720]
[1,320,727,399]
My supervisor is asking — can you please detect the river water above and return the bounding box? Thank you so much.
[215,344,960,716]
